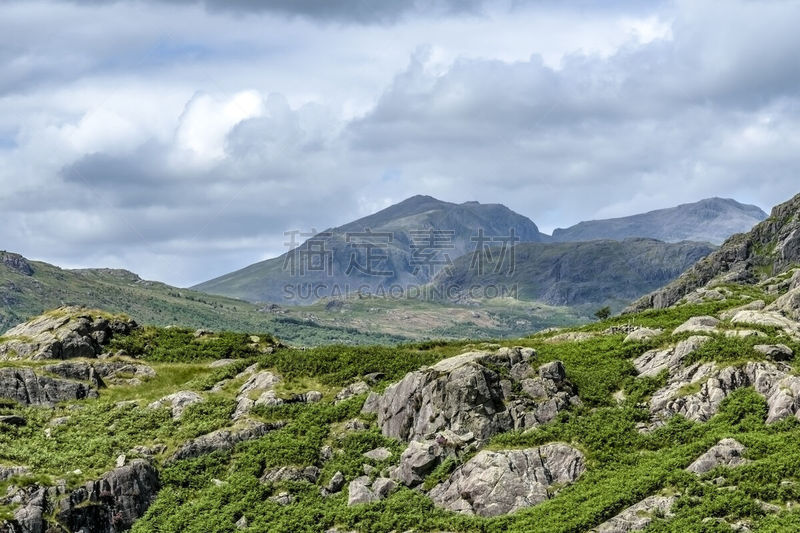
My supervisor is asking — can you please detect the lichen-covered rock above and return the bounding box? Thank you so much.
[720,300,766,321]
[592,495,676,532]
[0,307,136,361]
[687,438,748,474]
[428,444,585,517]
[260,466,320,484]
[169,421,284,462]
[43,360,156,389]
[768,287,800,321]
[147,391,203,419]
[368,348,578,444]
[0,367,97,406]
[731,310,798,335]
[392,439,447,487]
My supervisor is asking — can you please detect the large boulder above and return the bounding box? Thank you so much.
[428,444,585,517]
[768,287,800,321]
[0,307,136,361]
[672,316,719,335]
[686,438,748,475]
[366,347,579,444]
[0,367,97,406]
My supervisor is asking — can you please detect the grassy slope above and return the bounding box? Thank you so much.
[4,280,800,531]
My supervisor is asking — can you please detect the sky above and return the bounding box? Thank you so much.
[1,0,800,287]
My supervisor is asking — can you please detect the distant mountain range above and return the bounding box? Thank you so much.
[195,195,763,305]
[552,198,767,244]
[194,195,549,303]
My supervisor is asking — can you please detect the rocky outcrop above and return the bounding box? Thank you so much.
[335,381,370,404]
[0,367,97,406]
[43,360,155,389]
[0,252,34,276]
[1,460,159,533]
[346,476,396,506]
[768,286,800,321]
[686,438,748,474]
[233,370,282,420]
[592,495,676,532]
[148,391,203,419]
[366,347,579,444]
[623,328,663,343]
[633,336,710,378]
[0,466,28,482]
[648,361,800,426]
[428,444,585,517]
[0,307,137,361]
[169,421,284,462]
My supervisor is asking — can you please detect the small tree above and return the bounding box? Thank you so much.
[594,306,611,321]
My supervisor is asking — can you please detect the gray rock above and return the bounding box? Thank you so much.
[3,460,159,533]
[335,381,370,404]
[0,465,28,482]
[633,336,710,378]
[209,358,237,368]
[0,367,98,406]
[428,444,585,517]
[768,287,800,321]
[648,361,800,426]
[363,447,392,462]
[235,515,248,529]
[731,310,798,334]
[687,438,748,474]
[233,370,282,419]
[673,316,720,335]
[347,476,378,506]
[754,344,794,361]
[720,300,766,321]
[371,348,577,444]
[322,471,345,495]
[371,477,396,499]
[623,328,663,343]
[392,440,444,487]
[592,495,676,532]
[169,421,284,462]
[544,331,596,343]
[147,391,203,419]
[260,466,320,484]
[269,491,294,505]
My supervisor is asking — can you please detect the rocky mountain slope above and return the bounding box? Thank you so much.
[193,195,549,304]
[628,192,800,312]
[552,198,767,245]
[432,238,716,311]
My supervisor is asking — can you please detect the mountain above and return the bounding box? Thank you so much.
[194,195,549,303]
[552,197,767,245]
[628,192,800,312]
[432,238,716,311]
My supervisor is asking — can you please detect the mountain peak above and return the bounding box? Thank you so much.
[552,197,767,245]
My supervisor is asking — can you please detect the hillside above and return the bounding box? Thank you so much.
[552,198,767,245]
[432,238,716,312]
[3,189,800,531]
[194,195,549,304]
[0,251,586,345]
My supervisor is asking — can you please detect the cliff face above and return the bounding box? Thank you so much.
[627,193,800,312]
